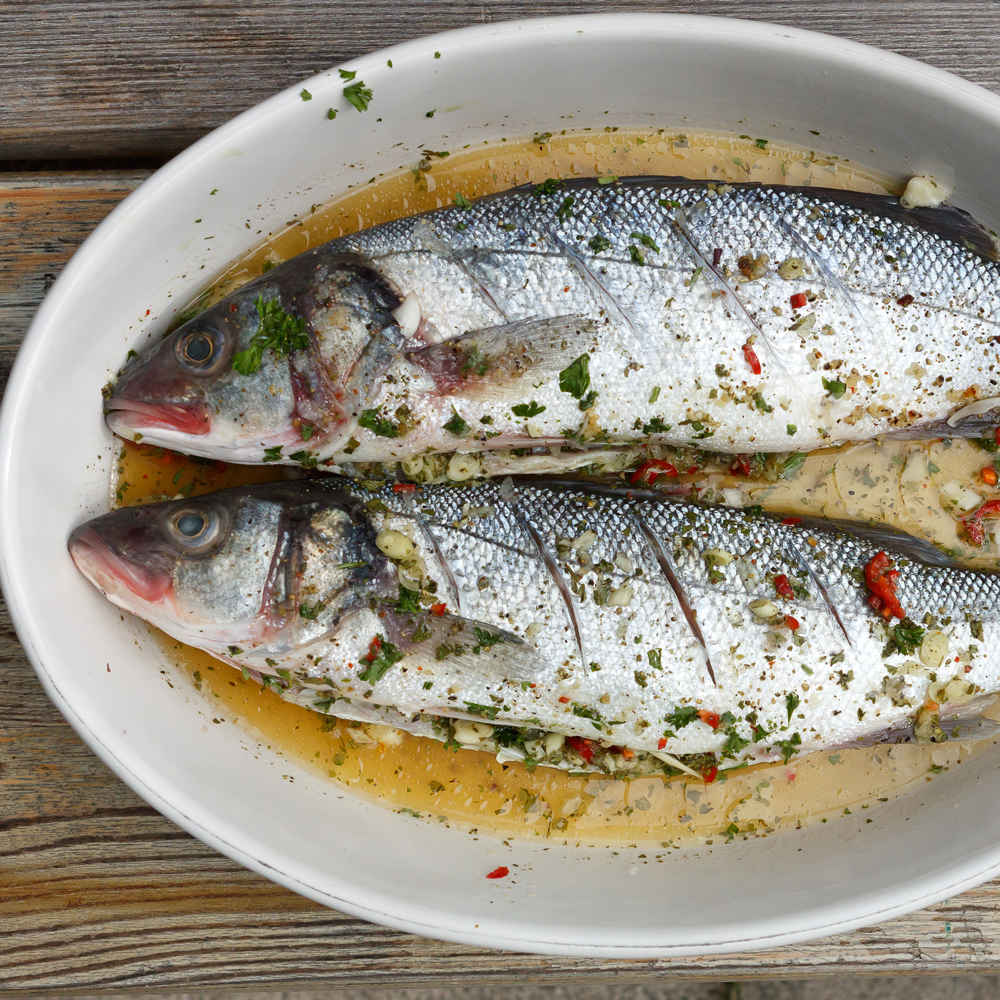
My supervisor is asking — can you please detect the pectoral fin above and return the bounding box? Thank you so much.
[405,314,597,396]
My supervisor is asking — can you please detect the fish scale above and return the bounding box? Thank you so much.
[106,178,1000,472]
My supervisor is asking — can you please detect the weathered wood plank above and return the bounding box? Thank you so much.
[5,173,1000,991]
[2,0,1000,161]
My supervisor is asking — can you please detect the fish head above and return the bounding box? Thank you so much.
[68,483,392,654]
[104,252,406,462]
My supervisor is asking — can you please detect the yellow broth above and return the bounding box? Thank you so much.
[115,130,999,846]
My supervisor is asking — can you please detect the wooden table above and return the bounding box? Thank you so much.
[4,2,1000,991]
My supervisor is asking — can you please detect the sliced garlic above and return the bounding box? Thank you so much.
[447,453,482,481]
[606,585,634,607]
[391,291,421,337]
[453,720,494,744]
[900,175,951,210]
[376,529,416,561]
[919,630,949,670]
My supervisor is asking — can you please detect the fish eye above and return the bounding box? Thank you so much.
[167,503,229,554]
[175,321,229,375]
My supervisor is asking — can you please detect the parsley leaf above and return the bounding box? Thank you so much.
[533,178,561,197]
[339,69,357,80]
[358,636,403,684]
[463,701,501,720]
[556,195,575,221]
[588,235,611,253]
[358,407,399,438]
[559,354,591,399]
[664,705,699,730]
[343,80,373,112]
[288,450,317,468]
[453,191,473,210]
[647,648,662,670]
[882,617,925,657]
[774,732,802,763]
[512,401,546,418]
[443,409,469,436]
[232,296,308,375]
[263,445,283,462]
[396,586,421,614]
[631,232,660,253]
[299,600,325,619]
[628,245,645,266]
[786,692,800,721]
[300,89,312,101]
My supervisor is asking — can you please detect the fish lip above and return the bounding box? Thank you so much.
[68,525,173,605]
[104,398,211,436]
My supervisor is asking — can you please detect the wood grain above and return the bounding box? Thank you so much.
[2,0,1000,161]
[4,173,1000,990]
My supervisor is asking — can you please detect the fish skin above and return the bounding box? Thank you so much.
[105,178,1000,472]
[69,478,999,772]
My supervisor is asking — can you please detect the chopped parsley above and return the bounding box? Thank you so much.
[232,296,308,375]
[512,401,546,418]
[588,235,611,253]
[597,175,618,186]
[647,648,662,670]
[299,600,325,619]
[300,89,312,101]
[628,245,645,266]
[786,692,800,721]
[453,191,473,210]
[358,636,403,684]
[642,416,671,435]
[631,232,661,253]
[533,178,561,197]
[463,701,501,720]
[343,80,373,112]
[556,196,575,221]
[262,445,283,462]
[358,407,399,438]
[443,409,469,436]
[472,627,504,653]
[300,423,315,441]
[664,705,699,733]
[773,732,802,763]
[559,354,591,399]
[288,450,317,468]
[822,377,847,399]
[578,389,599,411]
[882,617,925,658]
[787,423,797,436]
[649,386,661,404]
[396,587,421,614]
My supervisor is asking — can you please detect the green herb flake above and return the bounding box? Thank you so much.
[785,692,800,721]
[327,108,337,119]
[299,600,325,619]
[559,354,591,400]
[597,174,618,186]
[339,69,357,81]
[556,195,575,221]
[396,587,421,614]
[787,423,797,436]
[883,617,925,658]
[822,377,847,399]
[443,409,470,436]
[628,245,645,266]
[288,450,317,469]
[631,232,661,253]
[262,445,283,462]
[232,296,309,375]
[453,191,473,210]
[755,138,769,149]
[649,386,661,404]
[533,178,561,197]
[300,89,312,101]
[358,407,399,438]
[588,234,612,253]
[358,635,403,684]
[512,401,546,418]
[300,423,315,441]
[343,80,373,112]
[425,109,436,118]
[647,648,662,670]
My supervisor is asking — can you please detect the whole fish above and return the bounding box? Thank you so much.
[69,478,999,777]
[104,178,1000,477]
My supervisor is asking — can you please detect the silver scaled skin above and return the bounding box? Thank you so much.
[69,479,997,775]
[105,179,1000,473]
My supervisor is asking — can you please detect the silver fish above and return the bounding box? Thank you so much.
[104,178,1000,475]
[69,478,1000,777]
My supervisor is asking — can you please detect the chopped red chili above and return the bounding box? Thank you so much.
[784,615,800,631]
[657,737,667,750]
[364,635,382,662]
[630,459,679,485]
[558,695,570,704]
[697,710,721,730]
[790,292,807,309]
[773,574,795,599]
[730,453,752,477]
[486,866,509,879]
[897,293,915,307]
[781,516,802,526]
[429,602,447,616]
[703,765,719,783]
[742,342,762,375]
[566,735,594,762]
[392,482,417,493]
[864,551,905,619]
[961,499,1000,546]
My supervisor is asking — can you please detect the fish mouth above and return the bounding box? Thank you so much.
[68,525,173,605]
[105,398,211,437]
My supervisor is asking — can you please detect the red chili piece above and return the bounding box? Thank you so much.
[897,293,915,307]
[392,482,417,493]
[730,454,752,477]
[864,551,905,619]
[657,737,668,750]
[773,574,795,600]
[630,459,679,485]
[784,615,800,631]
[781,516,802,526]
[742,343,762,375]
[790,292,807,309]
[697,710,721,730]
[486,866,509,879]
[566,735,595,762]
[430,603,447,616]
[558,695,570,704]
[995,427,1000,448]
[364,636,382,663]
[703,766,719,784]
[961,499,1000,546]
